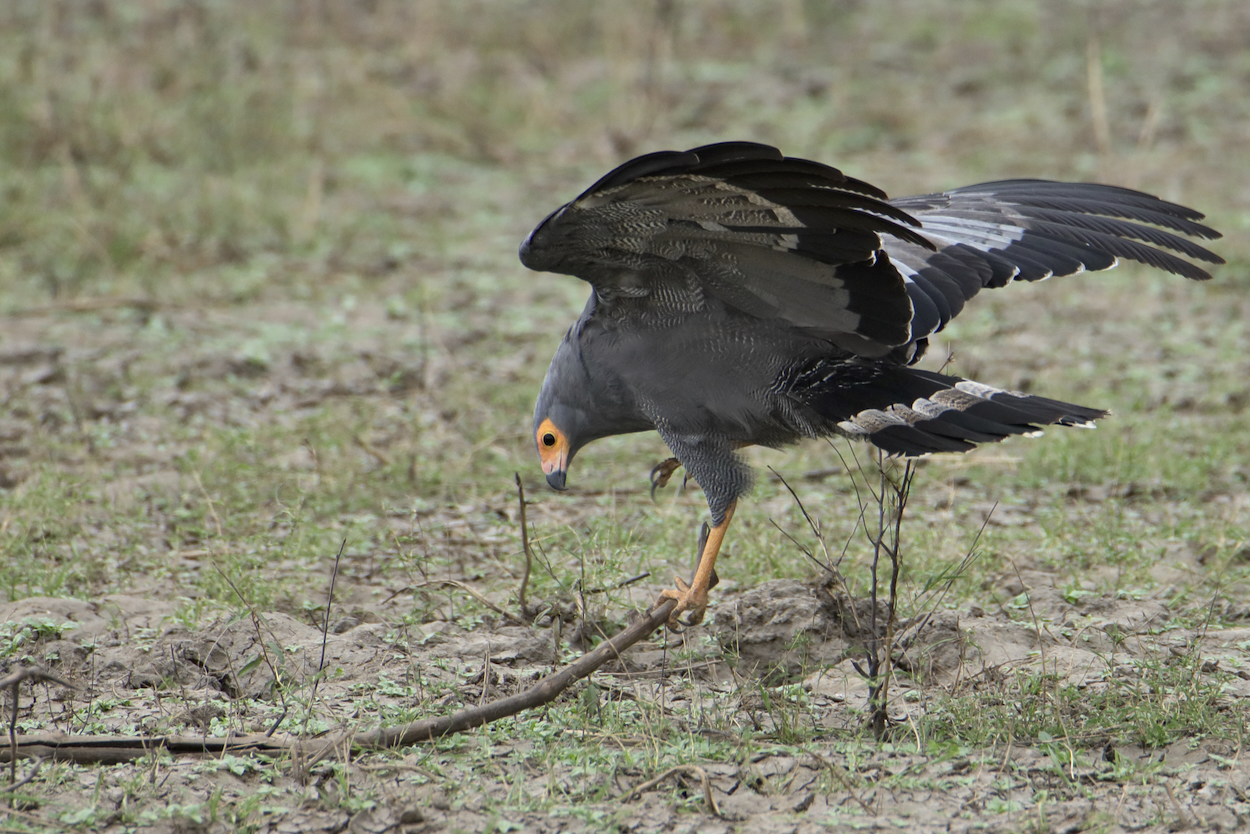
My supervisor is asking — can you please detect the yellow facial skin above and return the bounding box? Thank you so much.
[535,417,569,480]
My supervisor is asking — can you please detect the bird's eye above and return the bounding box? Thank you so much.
[541,433,557,447]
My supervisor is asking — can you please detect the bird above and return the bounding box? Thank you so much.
[520,141,1222,628]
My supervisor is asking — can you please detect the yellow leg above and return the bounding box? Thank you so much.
[658,500,737,628]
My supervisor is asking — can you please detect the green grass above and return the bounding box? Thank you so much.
[924,649,1234,751]
[0,1,1247,830]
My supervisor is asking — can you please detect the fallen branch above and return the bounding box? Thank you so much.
[1,667,75,695]
[1,600,678,766]
[341,598,676,752]
[0,732,300,766]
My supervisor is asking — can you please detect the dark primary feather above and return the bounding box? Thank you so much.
[521,143,1223,362]
[887,179,1224,338]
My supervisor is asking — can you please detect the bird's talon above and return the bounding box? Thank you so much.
[649,457,684,500]
[657,575,708,629]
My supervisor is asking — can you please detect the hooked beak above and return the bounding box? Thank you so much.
[541,450,569,491]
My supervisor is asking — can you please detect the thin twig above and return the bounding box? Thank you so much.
[879,460,914,737]
[309,539,346,730]
[514,473,533,617]
[619,764,722,818]
[583,572,651,595]
[899,504,993,653]
[807,752,871,813]
[1164,783,1194,831]
[210,563,289,736]
[868,452,888,737]
[829,440,883,589]
[2,667,74,789]
[825,442,878,637]
[393,579,525,625]
[1086,33,1112,162]
[352,435,391,467]
[10,297,158,317]
[190,470,224,540]
[769,468,838,574]
[0,757,41,793]
[7,676,13,787]
[4,599,681,765]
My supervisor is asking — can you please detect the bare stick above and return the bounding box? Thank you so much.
[899,503,993,654]
[352,434,392,467]
[806,752,871,814]
[0,732,304,765]
[7,675,14,787]
[847,454,915,739]
[393,579,524,625]
[317,539,347,680]
[514,473,533,617]
[827,439,879,589]
[769,468,838,574]
[210,562,291,735]
[876,461,914,738]
[584,572,651,595]
[307,539,347,734]
[867,452,888,738]
[340,598,677,752]
[0,757,41,793]
[3,667,74,787]
[620,764,722,818]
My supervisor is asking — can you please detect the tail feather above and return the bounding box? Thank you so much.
[795,364,1107,456]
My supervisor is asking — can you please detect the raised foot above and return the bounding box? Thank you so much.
[649,457,684,500]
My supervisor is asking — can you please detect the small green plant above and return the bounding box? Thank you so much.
[0,617,76,660]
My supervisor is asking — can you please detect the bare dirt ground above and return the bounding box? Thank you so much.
[1,300,1247,833]
[4,575,1249,833]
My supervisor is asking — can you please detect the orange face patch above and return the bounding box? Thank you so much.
[535,417,569,476]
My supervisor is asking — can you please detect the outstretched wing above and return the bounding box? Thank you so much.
[520,142,1223,358]
[519,142,933,356]
[884,180,1224,341]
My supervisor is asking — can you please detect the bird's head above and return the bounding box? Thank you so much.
[533,321,650,491]
[531,330,594,491]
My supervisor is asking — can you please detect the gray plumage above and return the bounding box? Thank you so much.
[524,142,1223,529]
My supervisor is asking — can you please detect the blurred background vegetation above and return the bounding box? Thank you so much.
[1,0,1245,305]
[0,6,1246,825]
[0,0,1245,613]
